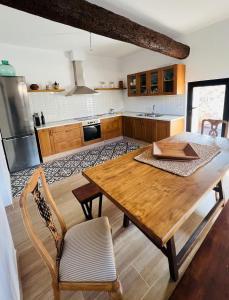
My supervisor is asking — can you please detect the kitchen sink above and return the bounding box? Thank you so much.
[136,113,164,118]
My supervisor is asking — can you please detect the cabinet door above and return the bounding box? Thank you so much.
[101,117,122,140]
[51,124,82,154]
[147,70,161,95]
[37,129,53,157]
[144,119,157,142]
[127,74,138,97]
[133,118,145,140]
[123,117,134,138]
[161,66,176,94]
[156,121,170,141]
[139,72,148,96]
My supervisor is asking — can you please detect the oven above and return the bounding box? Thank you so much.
[82,119,101,142]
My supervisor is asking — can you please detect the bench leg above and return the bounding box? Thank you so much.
[166,237,179,281]
[123,214,130,228]
[213,180,224,202]
[81,202,93,220]
[98,194,103,217]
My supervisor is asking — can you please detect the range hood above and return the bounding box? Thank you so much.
[66,60,97,96]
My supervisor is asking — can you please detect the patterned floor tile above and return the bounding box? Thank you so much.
[11,138,140,198]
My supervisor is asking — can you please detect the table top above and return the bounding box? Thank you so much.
[83,133,229,246]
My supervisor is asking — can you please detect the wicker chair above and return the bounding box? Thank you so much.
[201,119,228,137]
[19,167,122,300]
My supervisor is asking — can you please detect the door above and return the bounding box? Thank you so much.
[3,134,40,173]
[0,76,33,138]
[187,79,229,137]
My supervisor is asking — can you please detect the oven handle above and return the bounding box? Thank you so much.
[83,123,100,128]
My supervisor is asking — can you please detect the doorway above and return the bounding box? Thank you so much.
[186,78,229,137]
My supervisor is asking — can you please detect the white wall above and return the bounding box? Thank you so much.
[120,18,229,116]
[0,196,20,300]
[0,134,12,207]
[0,44,124,122]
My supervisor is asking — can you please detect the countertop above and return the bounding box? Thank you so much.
[35,112,184,130]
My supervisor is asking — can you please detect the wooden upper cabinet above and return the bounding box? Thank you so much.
[127,74,138,97]
[139,72,148,96]
[127,64,185,97]
[147,69,161,95]
[161,64,185,95]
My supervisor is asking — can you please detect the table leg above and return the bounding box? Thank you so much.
[166,237,179,281]
[123,214,130,227]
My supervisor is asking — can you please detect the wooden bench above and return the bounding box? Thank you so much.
[169,201,229,300]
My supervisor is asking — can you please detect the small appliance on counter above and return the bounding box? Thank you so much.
[41,112,45,125]
[0,76,40,173]
[33,113,41,127]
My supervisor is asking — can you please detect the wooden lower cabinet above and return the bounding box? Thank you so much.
[123,116,184,142]
[37,123,82,157]
[123,116,133,138]
[37,128,54,157]
[51,124,82,153]
[38,116,184,158]
[101,116,122,140]
[156,121,170,141]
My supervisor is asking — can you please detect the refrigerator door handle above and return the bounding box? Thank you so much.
[5,134,34,140]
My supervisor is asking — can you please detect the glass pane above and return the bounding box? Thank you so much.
[191,85,225,135]
[129,75,137,95]
[163,69,174,93]
[140,73,147,95]
[150,72,158,94]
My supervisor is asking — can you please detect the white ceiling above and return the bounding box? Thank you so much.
[1,1,229,57]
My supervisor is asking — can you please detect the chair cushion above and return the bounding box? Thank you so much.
[59,217,117,282]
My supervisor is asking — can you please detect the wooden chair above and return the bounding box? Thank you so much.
[19,167,122,300]
[201,119,228,201]
[201,119,228,137]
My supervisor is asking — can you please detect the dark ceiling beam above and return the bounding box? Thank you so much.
[0,0,190,59]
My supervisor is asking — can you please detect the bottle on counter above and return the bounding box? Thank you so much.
[33,113,41,126]
[41,111,45,125]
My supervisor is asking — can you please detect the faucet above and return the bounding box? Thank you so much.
[152,105,156,114]
[109,108,115,114]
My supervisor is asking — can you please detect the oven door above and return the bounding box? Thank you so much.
[83,124,101,142]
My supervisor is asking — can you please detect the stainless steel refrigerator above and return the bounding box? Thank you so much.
[0,76,40,173]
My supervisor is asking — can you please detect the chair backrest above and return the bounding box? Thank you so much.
[19,167,67,283]
[201,119,228,137]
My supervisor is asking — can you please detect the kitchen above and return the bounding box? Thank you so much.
[1,1,229,300]
[0,44,185,198]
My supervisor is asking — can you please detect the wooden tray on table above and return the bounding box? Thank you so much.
[152,142,199,160]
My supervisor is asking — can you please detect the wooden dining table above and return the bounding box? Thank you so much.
[82,132,229,281]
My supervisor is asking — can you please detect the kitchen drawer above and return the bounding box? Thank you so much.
[54,138,82,153]
[52,123,81,133]
[52,127,81,142]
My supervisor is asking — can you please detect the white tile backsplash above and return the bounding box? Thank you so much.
[123,93,186,116]
[29,91,125,122]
